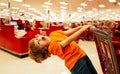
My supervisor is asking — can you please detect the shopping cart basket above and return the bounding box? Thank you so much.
[91,27,120,74]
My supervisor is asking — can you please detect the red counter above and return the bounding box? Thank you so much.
[0,25,64,57]
[0,25,32,57]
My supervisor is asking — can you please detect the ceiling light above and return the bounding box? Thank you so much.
[80,3,87,6]
[106,9,112,12]
[42,5,49,8]
[118,2,120,5]
[11,7,19,9]
[22,4,30,7]
[0,3,8,6]
[13,0,23,2]
[77,7,83,10]
[60,6,67,9]
[44,2,52,5]
[19,9,25,12]
[87,11,93,15]
[99,4,105,7]
[108,0,116,3]
[92,8,98,11]
[60,9,66,12]
[88,0,93,1]
[99,11,105,14]
[60,1,68,5]
[28,8,36,11]
[77,10,83,12]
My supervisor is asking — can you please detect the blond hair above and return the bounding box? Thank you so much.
[28,38,51,63]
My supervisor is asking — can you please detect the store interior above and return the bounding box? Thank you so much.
[0,0,120,22]
[0,0,120,74]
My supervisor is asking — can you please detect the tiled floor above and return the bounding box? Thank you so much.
[0,40,103,74]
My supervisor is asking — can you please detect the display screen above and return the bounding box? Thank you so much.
[10,21,18,26]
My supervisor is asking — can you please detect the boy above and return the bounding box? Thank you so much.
[28,25,97,74]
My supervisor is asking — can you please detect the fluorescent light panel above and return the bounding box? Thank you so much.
[22,4,30,7]
[13,0,23,2]
[60,2,68,5]
[108,0,116,3]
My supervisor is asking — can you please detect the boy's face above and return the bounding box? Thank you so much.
[34,34,50,48]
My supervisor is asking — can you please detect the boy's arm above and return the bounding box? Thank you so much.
[62,26,83,36]
[60,25,92,48]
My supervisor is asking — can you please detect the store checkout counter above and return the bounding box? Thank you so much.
[0,25,64,57]
[0,25,34,57]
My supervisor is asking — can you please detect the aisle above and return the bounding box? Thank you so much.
[78,40,103,74]
[0,40,103,74]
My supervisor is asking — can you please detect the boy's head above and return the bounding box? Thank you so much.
[28,38,51,63]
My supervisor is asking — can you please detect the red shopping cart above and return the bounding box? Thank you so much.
[91,28,120,74]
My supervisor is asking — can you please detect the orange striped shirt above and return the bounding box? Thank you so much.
[48,30,86,70]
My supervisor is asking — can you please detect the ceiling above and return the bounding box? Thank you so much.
[0,0,120,22]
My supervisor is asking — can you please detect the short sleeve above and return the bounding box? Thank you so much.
[48,41,63,57]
